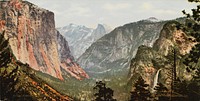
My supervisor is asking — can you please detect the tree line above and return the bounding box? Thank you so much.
[93,0,200,101]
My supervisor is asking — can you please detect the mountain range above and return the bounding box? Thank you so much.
[77,18,166,78]
[57,23,112,59]
[0,0,198,101]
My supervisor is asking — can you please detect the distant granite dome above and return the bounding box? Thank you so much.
[57,23,112,59]
[77,19,166,77]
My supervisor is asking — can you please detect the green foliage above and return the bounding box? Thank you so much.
[154,79,199,101]
[180,2,200,72]
[93,81,116,101]
[0,30,33,100]
[154,83,168,95]
[193,68,200,82]
[168,1,200,100]
[186,68,200,100]
[187,81,200,101]
[129,77,152,101]
[0,31,13,68]
[0,62,71,100]
[174,78,189,96]
[178,1,200,99]
[172,77,200,101]
[154,83,169,101]
[0,66,19,100]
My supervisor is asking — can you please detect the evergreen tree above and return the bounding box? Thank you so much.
[173,78,188,96]
[93,81,116,101]
[188,0,200,2]
[0,31,13,68]
[154,83,169,101]
[180,0,200,72]
[129,76,151,101]
[0,30,16,100]
[186,68,200,101]
[0,66,19,100]
[177,1,200,100]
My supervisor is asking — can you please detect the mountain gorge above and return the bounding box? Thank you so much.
[1,0,199,101]
[57,23,112,59]
[78,18,166,79]
[0,0,88,80]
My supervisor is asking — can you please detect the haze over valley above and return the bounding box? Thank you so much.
[0,0,200,101]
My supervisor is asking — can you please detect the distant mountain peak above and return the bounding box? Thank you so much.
[145,17,161,22]
[57,23,111,59]
[97,23,104,28]
[97,24,112,34]
[69,23,77,27]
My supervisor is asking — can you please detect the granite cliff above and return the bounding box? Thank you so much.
[0,0,88,80]
[78,19,165,79]
[0,30,72,101]
[128,21,196,91]
[76,19,166,100]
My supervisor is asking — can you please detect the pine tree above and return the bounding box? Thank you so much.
[0,31,13,68]
[180,1,200,72]
[173,78,188,96]
[93,81,116,101]
[129,76,151,101]
[186,68,200,101]
[0,66,19,100]
[188,0,200,2]
[0,30,20,100]
[154,83,169,101]
[177,1,200,100]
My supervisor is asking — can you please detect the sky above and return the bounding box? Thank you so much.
[27,0,198,28]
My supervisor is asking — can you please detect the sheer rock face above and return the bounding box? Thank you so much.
[77,20,165,78]
[128,21,196,89]
[57,31,89,80]
[0,0,88,80]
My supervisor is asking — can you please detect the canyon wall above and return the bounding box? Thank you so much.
[0,0,88,80]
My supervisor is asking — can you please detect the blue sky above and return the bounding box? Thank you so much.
[27,0,197,28]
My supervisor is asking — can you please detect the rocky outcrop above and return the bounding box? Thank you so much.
[0,0,88,80]
[128,21,196,90]
[57,31,89,80]
[0,30,72,101]
[57,23,111,59]
[77,19,166,78]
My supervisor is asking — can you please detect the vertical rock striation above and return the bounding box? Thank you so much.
[78,19,165,77]
[128,21,196,89]
[57,31,89,80]
[0,0,88,80]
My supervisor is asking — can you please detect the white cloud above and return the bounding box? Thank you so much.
[103,3,132,11]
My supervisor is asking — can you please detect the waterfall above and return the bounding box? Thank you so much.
[152,69,161,92]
